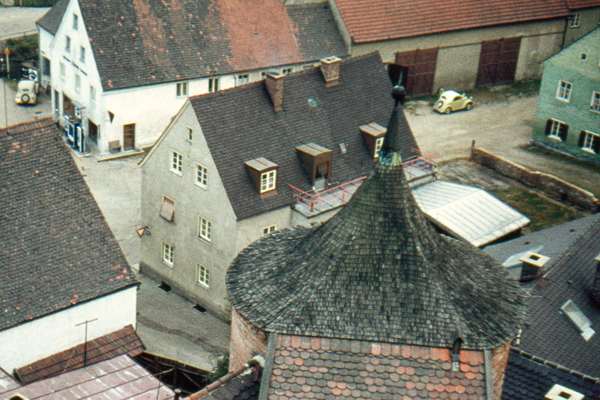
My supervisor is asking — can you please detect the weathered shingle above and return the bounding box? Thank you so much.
[0,120,137,332]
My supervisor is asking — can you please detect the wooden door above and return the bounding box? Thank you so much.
[395,48,438,96]
[123,123,135,150]
[477,38,521,87]
[62,93,74,116]
[88,120,99,144]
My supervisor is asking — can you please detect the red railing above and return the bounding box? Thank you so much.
[289,176,368,213]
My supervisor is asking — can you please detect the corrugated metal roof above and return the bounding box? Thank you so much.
[413,180,530,247]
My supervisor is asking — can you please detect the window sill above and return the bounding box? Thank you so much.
[196,282,210,289]
[162,261,174,268]
[170,169,183,177]
[547,136,562,142]
[197,236,212,244]
[194,182,208,190]
[555,97,571,103]
[581,147,596,154]
[591,109,600,115]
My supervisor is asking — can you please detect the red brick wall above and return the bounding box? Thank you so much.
[228,309,268,372]
[491,343,511,399]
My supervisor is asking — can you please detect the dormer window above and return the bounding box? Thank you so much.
[73,14,79,30]
[296,143,332,190]
[245,158,278,194]
[360,122,387,158]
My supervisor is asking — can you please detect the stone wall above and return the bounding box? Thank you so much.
[228,309,268,372]
[470,147,599,211]
[491,343,511,399]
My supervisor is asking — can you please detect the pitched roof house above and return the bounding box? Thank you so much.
[0,120,138,376]
[36,0,346,155]
[327,0,600,95]
[225,88,526,399]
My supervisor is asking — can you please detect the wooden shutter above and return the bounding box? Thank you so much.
[593,136,600,154]
[545,120,553,136]
[578,131,585,148]
[559,124,569,141]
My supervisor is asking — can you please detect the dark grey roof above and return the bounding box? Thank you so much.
[74,0,347,90]
[502,350,600,399]
[36,0,68,35]
[191,53,420,220]
[515,220,600,378]
[0,120,137,331]
[226,95,525,349]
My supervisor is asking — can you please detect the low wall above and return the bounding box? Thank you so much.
[470,147,599,211]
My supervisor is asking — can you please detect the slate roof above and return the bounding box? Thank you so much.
[15,325,144,384]
[190,53,420,220]
[332,0,570,43]
[0,120,137,332]
[265,334,487,399]
[36,0,68,35]
[502,350,600,399]
[226,91,525,349]
[55,0,347,91]
[0,355,174,400]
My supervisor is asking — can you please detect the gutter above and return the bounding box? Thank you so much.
[258,334,277,400]
[484,349,494,400]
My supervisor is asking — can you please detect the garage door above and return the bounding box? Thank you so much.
[394,48,438,96]
[476,38,521,87]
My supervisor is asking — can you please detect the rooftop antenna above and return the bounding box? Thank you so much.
[75,318,98,367]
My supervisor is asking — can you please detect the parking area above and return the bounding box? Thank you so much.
[0,78,52,128]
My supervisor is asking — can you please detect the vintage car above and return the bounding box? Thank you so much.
[15,79,39,105]
[433,89,473,114]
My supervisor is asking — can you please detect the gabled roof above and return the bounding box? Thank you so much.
[64,0,346,90]
[15,325,144,384]
[189,53,420,220]
[227,89,525,349]
[545,27,600,79]
[333,0,570,43]
[0,355,173,400]
[36,0,69,35]
[0,120,137,332]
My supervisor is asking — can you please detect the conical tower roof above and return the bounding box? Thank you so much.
[227,88,525,349]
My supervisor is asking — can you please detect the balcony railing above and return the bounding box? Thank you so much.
[289,176,368,217]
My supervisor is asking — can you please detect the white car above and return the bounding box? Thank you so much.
[15,80,39,105]
[433,89,473,114]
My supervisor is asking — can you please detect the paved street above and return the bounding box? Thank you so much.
[0,78,52,128]
[0,6,49,40]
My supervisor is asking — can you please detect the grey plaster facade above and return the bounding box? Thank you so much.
[564,7,600,46]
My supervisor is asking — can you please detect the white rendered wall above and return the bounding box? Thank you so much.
[0,287,137,373]
[38,27,54,88]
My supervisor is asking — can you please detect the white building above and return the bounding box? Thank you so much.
[37,0,346,155]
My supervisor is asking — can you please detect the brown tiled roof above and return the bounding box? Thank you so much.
[15,325,144,384]
[566,0,600,9]
[265,334,486,399]
[333,0,570,43]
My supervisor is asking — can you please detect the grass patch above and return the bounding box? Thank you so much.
[493,187,584,232]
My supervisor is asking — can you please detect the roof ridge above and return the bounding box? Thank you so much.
[511,348,600,383]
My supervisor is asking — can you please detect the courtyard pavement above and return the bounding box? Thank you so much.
[0,78,52,129]
[0,6,49,40]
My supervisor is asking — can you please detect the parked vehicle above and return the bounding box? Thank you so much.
[15,79,39,105]
[433,89,474,114]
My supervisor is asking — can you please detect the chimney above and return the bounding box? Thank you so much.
[519,252,550,282]
[320,56,342,87]
[265,72,284,112]
[544,384,584,400]
[592,253,600,305]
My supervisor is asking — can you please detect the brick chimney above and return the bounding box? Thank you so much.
[519,252,550,282]
[320,56,342,87]
[265,72,284,112]
[592,253,600,305]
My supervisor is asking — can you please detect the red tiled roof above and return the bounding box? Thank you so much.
[15,325,144,384]
[566,0,600,9]
[334,0,571,43]
[266,334,486,399]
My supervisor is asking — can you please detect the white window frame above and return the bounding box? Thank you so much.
[262,225,277,236]
[73,13,79,30]
[591,91,600,113]
[170,151,183,175]
[569,13,580,28]
[196,163,208,188]
[90,85,96,109]
[75,74,81,94]
[374,137,385,158]
[581,130,599,153]
[556,80,572,102]
[79,46,85,64]
[197,216,212,242]
[196,265,210,287]
[162,243,175,267]
[65,35,71,53]
[282,67,293,75]
[548,118,567,141]
[176,81,188,97]
[260,170,277,193]
[187,128,193,142]
[208,77,220,93]
[236,74,249,86]
[60,62,66,82]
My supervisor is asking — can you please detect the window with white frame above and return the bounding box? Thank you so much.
[546,119,568,141]
[208,77,220,93]
[580,131,600,153]
[196,265,210,287]
[569,13,580,28]
[262,225,277,236]
[80,46,85,63]
[260,170,277,193]
[591,91,600,113]
[176,82,188,97]
[197,216,212,241]
[162,243,175,267]
[556,80,572,102]
[171,151,183,174]
[187,128,193,142]
[196,164,208,187]
[374,137,385,158]
[282,67,293,75]
[90,85,96,109]
[237,74,249,86]
[65,35,71,53]
[75,74,81,93]
[60,62,66,81]
[73,14,79,30]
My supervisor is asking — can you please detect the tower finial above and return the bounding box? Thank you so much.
[380,86,407,160]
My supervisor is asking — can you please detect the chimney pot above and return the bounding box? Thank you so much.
[519,252,550,282]
[592,253,600,305]
[320,56,342,87]
[265,72,284,112]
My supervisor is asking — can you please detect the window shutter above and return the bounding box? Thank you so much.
[545,120,552,136]
[593,136,600,154]
[559,124,568,141]
[578,132,585,148]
